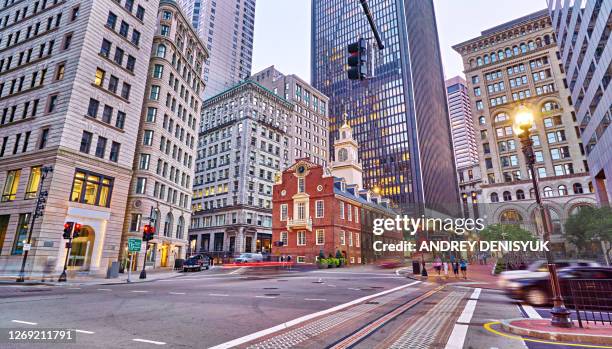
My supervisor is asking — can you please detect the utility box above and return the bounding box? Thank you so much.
[106,261,119,279]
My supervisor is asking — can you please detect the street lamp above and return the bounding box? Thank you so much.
[513,104,572,328]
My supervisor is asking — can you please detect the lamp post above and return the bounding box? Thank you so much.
[513,104,572,328]
[16,166,53,282]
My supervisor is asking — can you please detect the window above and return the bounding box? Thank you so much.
[46,94,58,113]
[315,200,324,218]
[115,111,125,129]
[109,142,120,162]
[135,177,147,194]
[143,130,154,146]
[516,189,525,200]
[153,64,164,78]
[11,213,30,255]
[119,21,129,37]
[297,202,306,220]
[114,47,124,65]
[126,56,135,72]
[71,6,80,21]
[94,68,105,86]
[150,85,160,100]
[339,231,345,245]
[2,169,21,202]
[490,192,499,202]
[55,62,65,80]
[136,6,145,21]
[503,191,512,201]
[129,213,142,232]
[558,185,568,196]
[106,12,117,29]
[62,32,73,50]
[146,107,157,122]
[121,82,131,99]
[280,204,288,221]
[156,44,166,58]
[95,137,107,158]
[102,105,113,123]
[349,231,353,246]
[70,170,113,207]
[543,186,554,197]
[297,177,305,192]
[79,131,93,153]
[573,183,583,194]
[39,129,49,149]
[161,25,170,36]
[131,30,140,46]
[316,229,324,245]
[139,154,150,170]
[24,166,42,199]
[87,99,99,117]
[280,231,288,246]
[162,11,172,20]
[297,231,306,246]
[537,167,547,178]
[100,39,111,57]
[355,233,360,247]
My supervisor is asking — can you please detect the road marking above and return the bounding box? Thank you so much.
[12,320,37,325]
[208,280,421,349]
[68,287,81,290]
[395,267,411,276]
[133,338,166,345]
[470,287,481,300]
[457,299,477,324]
[97,288,112,291]
[327,284,337,287]
[255,295,276,299]
[304,298,326,301]
[75,329,95,334]
[229,267,246,275]
[483,321,609,348]
[208,293,229,297]
[444,324,468,349]
[169,292,186,295]
[348,288,361,291]
[131,290,148,293]
[522,304,543,319]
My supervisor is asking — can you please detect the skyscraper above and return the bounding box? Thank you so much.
[547,0,612,205]
[446,76,479,169]
[311,0,460,215]
[177,0,256,98]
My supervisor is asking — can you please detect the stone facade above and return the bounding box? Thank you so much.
[0,0,158,275]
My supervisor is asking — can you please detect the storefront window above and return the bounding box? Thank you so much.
[2,170,21,202]
[11,213,30,255]
[25,166,42,199]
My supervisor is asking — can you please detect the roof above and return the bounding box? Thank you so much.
[203,80,293,108]
[481,9,549,36]
[333,187,396,216]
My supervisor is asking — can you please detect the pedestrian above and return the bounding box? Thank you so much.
[433,256,442,276]
[452,260,459,278]
[460,258,468,279]
[287,255,292,270]
[443,260,449,278]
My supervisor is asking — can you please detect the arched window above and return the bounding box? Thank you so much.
[573,183,584,194]
[479,116,486,125]
[543,186,554,197]
[491,53,497,62]
[500,209,523,225]
[503,191,512,201]
[513,46,519,56]
[535,38,542,47]
[164,213,174,237]
[477,57,483,66]
[494,112,508,123]
[338,148,348,162]
[544,35,551,45]
[469,59,475,68]
[548,208,562,235]
[520,43,527,53]
[528,41,535,50]
[176,216,185,240]
[156,44,167,58]
[516,189,525,200]
[541,101,560,112]
[570,204,592,216]
[484,55,490,64]
[498,50,504,60]
[588,181,594,193]
[490,192,499,202]
[558,185,568,196]
[529,188,535,198]
[505,48,512,57]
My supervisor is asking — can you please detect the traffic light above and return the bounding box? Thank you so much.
[143,225,155,241]
[347,38,367,80]
[73,223,82,239]
[63,222,74,239]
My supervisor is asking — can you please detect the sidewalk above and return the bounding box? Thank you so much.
[501,318,612,345]
[0,268,183,287]
[403,261,501,289]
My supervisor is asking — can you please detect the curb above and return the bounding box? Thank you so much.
[501,318,612,345]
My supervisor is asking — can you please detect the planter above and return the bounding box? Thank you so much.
[317,263,328,269]
[328,263,336,268]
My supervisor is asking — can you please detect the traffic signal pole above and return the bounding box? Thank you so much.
[359,0,384,50]
[58,224,74,282]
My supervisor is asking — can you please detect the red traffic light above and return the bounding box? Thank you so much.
[63,222,74,239]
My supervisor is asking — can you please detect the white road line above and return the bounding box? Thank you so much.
[348,288,361,291]
[470,287,481,300]
[522,304,543,319]
[75,329,95,334]
[444,324,468,349]
[208,293,229,297]
[133,338,166,345]
[12,320,37,325]
[457,299,477,324]
[327,284,336,287]
[208,280,421,349]
[68,287,81,290]
[131,290,148,293]
[304,298,326,301]
[255,295,276,299]
[169,292,186,295]
[97,288,112,291]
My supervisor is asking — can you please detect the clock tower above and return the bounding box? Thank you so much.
[331,115,363,189]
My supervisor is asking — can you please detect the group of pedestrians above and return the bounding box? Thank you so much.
[431,255,468,279]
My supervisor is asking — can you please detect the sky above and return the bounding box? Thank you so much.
[252,0,547,83]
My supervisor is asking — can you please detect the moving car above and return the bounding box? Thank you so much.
[183,254,210,272]
[498,260,599,288]
[234,253,264,263]
[505,266,612,306]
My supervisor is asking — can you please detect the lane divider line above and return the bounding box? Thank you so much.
[12,320,37,325]
[75,329,95,334]
[131,290,148,293]
[169,292,186,295]
[133,338,166,345]
[521,304,543,319]
[444,288,481,349]
[444,324,469,349]
[208,281,421,349]
[97,288,111,291]
[457,300,477,324]
[470,288,481,300]
[208,293,229,297]
[304,298,326,301]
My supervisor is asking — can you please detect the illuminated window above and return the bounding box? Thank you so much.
[70,170,113,207]
[94,68,105,86]
[24,166,41,199]
[11,213,30,255]
[2,169,21,202]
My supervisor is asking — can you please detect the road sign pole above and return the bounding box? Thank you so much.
[127,253,133,283]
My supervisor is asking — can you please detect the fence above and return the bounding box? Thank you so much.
[567,279,612,328]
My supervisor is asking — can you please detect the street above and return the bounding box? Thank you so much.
[0,266,594,349]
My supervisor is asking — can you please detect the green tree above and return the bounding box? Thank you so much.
[565,206,612,263]
[478,223,535,242]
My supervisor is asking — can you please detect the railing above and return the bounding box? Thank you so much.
[286,217,313,231]
[567,279,612,328]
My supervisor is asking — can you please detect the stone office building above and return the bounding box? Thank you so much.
[121,1,208,270]
[0,0,158,275]
[453,10,597,255]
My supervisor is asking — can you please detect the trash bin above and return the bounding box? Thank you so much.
[412,260,420,275]
[174,258,184,270]
[106,261,119,279]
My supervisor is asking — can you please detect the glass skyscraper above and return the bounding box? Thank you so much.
[311,0,460,215]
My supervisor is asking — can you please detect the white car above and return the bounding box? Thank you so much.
[498,260,600,288]
[234,253,264,263]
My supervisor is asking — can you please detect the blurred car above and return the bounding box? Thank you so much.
[378,260,404,269]
[498,260,600,288]
[235,253,263,263]
[505,266,612,306]
[183,254,210,272]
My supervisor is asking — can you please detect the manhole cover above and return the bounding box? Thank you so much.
[263,287,278,290]
[264,293,280,296]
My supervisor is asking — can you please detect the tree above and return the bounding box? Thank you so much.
[479,224,535,242]
[565,206,612,264]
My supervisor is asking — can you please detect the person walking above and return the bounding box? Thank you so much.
[452,260,459,278]
[460,258,468,279]
[443,259,449,278]
[433,256,442,276]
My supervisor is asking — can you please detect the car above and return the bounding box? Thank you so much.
[498,260,600,288]
[504,266,612,306]
[183,254,210,272]
[234,253,264,263]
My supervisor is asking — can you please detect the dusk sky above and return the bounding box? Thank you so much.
[252,0,547,83]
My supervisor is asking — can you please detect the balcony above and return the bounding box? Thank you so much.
[286,217,313,231]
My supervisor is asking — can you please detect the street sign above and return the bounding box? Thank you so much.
[23,243,31,251]
[128,238,142,252]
